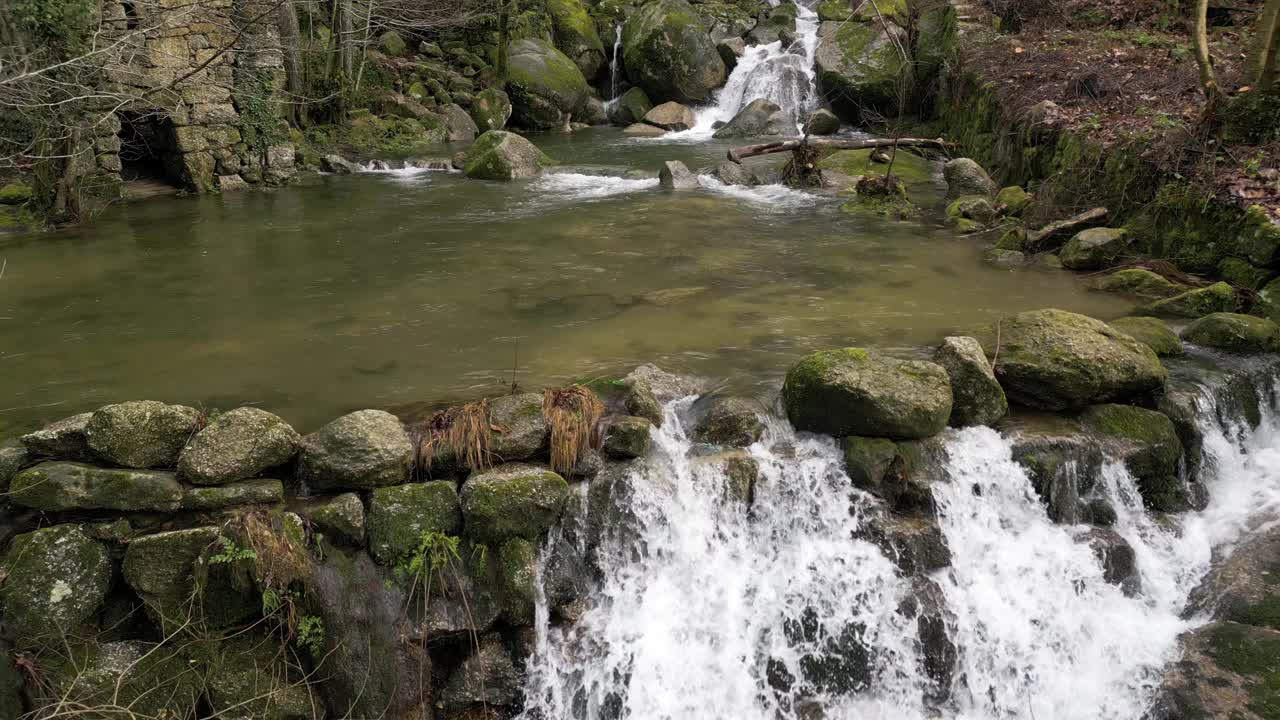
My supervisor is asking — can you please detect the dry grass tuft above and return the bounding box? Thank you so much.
[412,399,493,478]
[543,385,604,477]
[236,511,311,591]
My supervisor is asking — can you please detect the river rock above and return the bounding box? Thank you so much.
[643,101,697,131]
[1150,621,1280,720]
[180,478,284,510]
[623,122,667,137]
[498,537,538,625]
[804,108,841,135]
[177,407,300,485]
[320,153,360,174]
[1026,207,1109,252]
[691,449,758,506]
[843,436,897,494]
[610,86,653,126]
[546,0,606,78]
[1081,404,1185,511]
[815,20,910,123]
[624,363,707,401]
[470,88,513,131]
[712,99,789,138]
[297,409,412,491]
[204,631,316,720]
[934,336,1007,427]
[715,160,753,186]
[943,157,997,199]
[41,641,203,718]
[0,524,111,642]
[1004,414,1102,524]
[1187,523,1280,627]
[974,309,1167,411]
[441,634,521,710]
[691,395,766,447]
[1108,316,1183,357]
[9,461,183,511]
[1060,227,1129,270]
[856,511,951,575]
[746,5,797,45]
[622,0,726,104]
[85,400,200,469]
[659,160,699,190]
[1084,527,1141,595]
[783,348,952,440]
[604,415,652,458]
[489,392,550,462]
[717,37,746,71]
[366,481,462,564]
[461,463,570,542]
[1181,312,1280,354]
[1139,281,1238,318]
[0,440,28,493]
[297,492,366,546]
[1089,268,1186,298]
[624,378,664,427]
[506,38,590,129]
[581,96,610,125]
[441,102,479,142]
[948,195,997,225]
[122,527,258,630]
[463,130,552,180]
[21,412,94,461]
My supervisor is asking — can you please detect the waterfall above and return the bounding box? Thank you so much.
[518,376,1280,719]
[609,24,623,100]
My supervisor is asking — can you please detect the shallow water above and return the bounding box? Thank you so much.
[0,129,1130,433]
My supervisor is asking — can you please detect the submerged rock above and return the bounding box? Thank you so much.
[934,336,1007,427]
[461,463,570,543]
[85,400,201,468]
[715,160,753,186]
[659,160,699,190]
[297,409,413,491]
[178,406,300,485]
[943,157,997,198]
[622,0,726,104]
[9,461,184,511]
[505,38,590,130]
[712,99,789,138]
[320,154,360,174]
[1182,312,1280,354]
[783,348,952,440]
[20,412,94,461]
[1109,316,1184,357]
[1080,404,1186,511]
[0,524,111,642]
[623,122,667,137]
[463,130,553,180]
[643,101,697,131]
[691,449,759,506]
[366,481,461,564]
[856,511,951,575]
[1139,281,1238,318]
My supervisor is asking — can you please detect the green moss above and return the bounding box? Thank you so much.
[604,416,652,459]
[367,481,462,564]
[9,462,184,512]
[1108,316,1183,357]
[818,148,936,189]
[460,464,570,543]
[1139,281,1238,319]
[1081,403,1184,509]
[843,436,897,489]
[1233,595,1280,631]
[498,537,537,625]
[1243,205,1280,267]
[1218,256,1274,291]
[1090,268,1186,299]
[0,181,32,205]
[996,185,1033,215]
[816,0,852,20]
[1207,623,1280,717]
[1222,92,1280,145]
[996,226,1027,251]
[1182,313,1280,354]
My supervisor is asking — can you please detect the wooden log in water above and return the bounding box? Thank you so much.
[727,137,950,163]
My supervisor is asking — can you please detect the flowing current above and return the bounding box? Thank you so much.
[519,377,1280,719]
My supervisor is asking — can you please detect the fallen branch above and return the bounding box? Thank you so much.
[727,137,949,163]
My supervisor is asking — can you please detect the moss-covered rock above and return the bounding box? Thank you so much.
[0,524,111,643]
[506,38,591,129]
[972,309,1167,411]
[441,634,521,710]
[1218,256,1274,291]
[843,436,898,494]
[379,30,407,56]
[0,440,28,493]
[1089,268,1186,299]
[470,87,513,131]
[603,415,652,458]
[297,409,412,491]
[625,377,664,427]
[297,492,366,546]
[746,6,797,44]
[460,463,570,542]
[934,336,1007,427]
[489,392,549,463]
[203,631,317,720]
[947,195,997,225]
[20,412,94,460]
[782,348,952,439]
[691,395,765,447]
[816,0,852,20]
[122,527,258,630]
[39,641,203,718]
[1109,316,1184,357]
[1139,281,1239,318]
[9,461,184,511]
[943,157,997,199]
[463,130,553,180]
[181,478,284,510]
[548,0,606,78]
[1081,404,1185,511]
[84,400,200,469]
[1242,204,1280,267]
[815,20,910,124]
[498,537,537,625]
[817,147,937,196]
[1182,313,1280,354]
[0,181,32,205]
[996,185,1032,215]
[622,0,726,104]
[366,481,462,564]
[1060,227,1129,270]
[177,407,300,485]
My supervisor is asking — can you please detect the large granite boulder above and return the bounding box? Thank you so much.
[610,86,653,126]
[85,401,201,468]
[177,407,300,485]
[712,99,790,138]
[933,336,1007,427]
[506,38,591,129]
[623,0,727,104]
[942,157,998,199]
[460,463,570,543]
[1181,313,1280,354]
[0,524,111,642]
[463,130,552,181]
[1060,227,1129,270]
[815,20,910,123]
[366,481,462,564]
[1109,316,1184,357]
[9,462,184,511]
[547,0,606,78]
[643,101,697,131]
[782,348,952,439]
[296,410,412,491]
[441,102,479,142]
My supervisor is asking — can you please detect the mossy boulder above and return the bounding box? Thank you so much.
[943,157,997,199]
[379,30,407,56]
[547,0,606,78]
[625,377,664,427]
[691,395,765,447]
[843,436,898,494]
[947,195,997,225]
[816,147,936,194]
[297,409,413,491]
[470,87,513,131]
[1089,268,1186,299]
[1060,227,1129,271]
[804,108,842,135]
[366,481,462,564]
[845,436,943,512]
[1218,256,1274,291]
[20,412,94,460]
[181,478,284,510]
[85,400,201,469]
[934,336,1007,427]
[498,538,538,625]
[1242,204,1280,267]
[489,392,549,463]
[39,641,203,718]
[122,527,258,630]
[298,492,366,546]
[177,407,300,485]
[440,634,521,710]
[782,348,952,439]
[0,440,28,492]
[995,185,1033,215]
[460,463,570,542]
[1081,404,1184,511]
[815,20,910,124]
[1109,316,1184,357]
[609,86,653,126]
[1182,313,1280,354]
[9,461,184,511]
[713,99,789,138]
[203,631,317,720]
[1139,281,1238,318]
[0,525,111,643]
[973,309,1167,411]
[0,181,32,205]
[506,38,590,129]
[463,130,552,180]
[745,6,797,45]
[603,415,652,458]
[816,0,852,20]
[622,0,726,104]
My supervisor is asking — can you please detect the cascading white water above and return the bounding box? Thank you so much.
[610,24,624,101]
[520,378,1280,720]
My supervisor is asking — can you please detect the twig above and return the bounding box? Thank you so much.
[991,319,1003,372]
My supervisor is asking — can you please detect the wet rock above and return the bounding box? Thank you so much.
[1148,622,1280,720]
[297,409,413,491]
[644,101,697,131]
[691,449,759,506]
[367,481,462,564]
[1005,413,1102,523]
[804,108,841,135]
[624,363,706,401]
[1025,207,1109,253]
[546,0,606,78]
[947,194,997,225]
[715,160,753,186]
[1186,523,1280,628]
[20,412,95,460]
[690,395,765,447]
[815,20,910,124]
[659,159,699,190]
[463,130,553,180]
[1182,313,1280,354]
[0,440,30,492]
[623,121,667,137]
[177,407,300,485]
[610,87,652,126]
[900,577,957,703]
[604,415,652,458]
[843,436,898,494]
[747,5,797,45]
[39,641,202,718]
[622,0,726,104]
[498,537,538,625]
[1139,281,1238,319]
[441,634,521,710]
[85,400,200,468]
[943,157,997,198]
[0,524,111,643]
[934,336,1008,427]
[717,37,746,71]
[181,478,284,510]
[489,392,549,462]
[996,185,1033,215]
[972,309,1167,411]
[1083,527,1141,596]
[624,378,664,427]
[844,436,943,513]
[297,492,366,546]
[506,38,590,130]
[123,527,258,630]
[203,631,317,720]
[713,99,789,138]
[442,102,479,142]
[1109,316,1184,357]
[1081,404,1186,512]
[581,96,610,125]
[984,247,1026,268]
[9,461,183,511]
[461,463,570,542]
[857,512,950,575]
[1060,227,1129,270]
[1089,268,1186,299]
[782,348,952,440]
[320,154,360,174]
[469,87,512,131]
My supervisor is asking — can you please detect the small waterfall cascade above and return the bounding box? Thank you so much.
[518,375,1280,719]
[609,24,624,100]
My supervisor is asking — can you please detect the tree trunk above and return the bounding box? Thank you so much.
[1248,0,1280,86]
[278,0,306,127]
[1193,0,1222,110]
[727,137,948,163]
[497,0,512,77]
[1261,2,1280,90]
